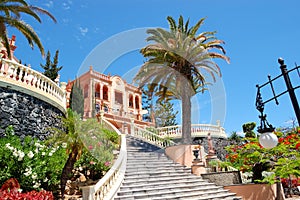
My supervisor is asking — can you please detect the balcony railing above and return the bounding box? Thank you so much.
[156,124,227,138]
[0,58,66,112]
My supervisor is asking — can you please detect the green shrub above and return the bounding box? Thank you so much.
[0,126,67,192]
[102,128,120,145]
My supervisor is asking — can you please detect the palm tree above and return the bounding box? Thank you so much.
[134,16,229,144]
[48,109,85,199]
[0,0,56,59]
[228,131,243,144]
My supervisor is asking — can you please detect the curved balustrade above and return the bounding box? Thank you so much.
[157,124,227,139]
[0,58,66,112]
[133,125,176,148]
[81,118,127,200]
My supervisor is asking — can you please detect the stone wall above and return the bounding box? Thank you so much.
[0,86,64,140]
[201,171,242,186]
[192,137,233,161]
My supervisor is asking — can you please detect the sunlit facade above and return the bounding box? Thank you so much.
[66,66,148,128]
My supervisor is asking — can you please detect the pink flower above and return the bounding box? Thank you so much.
[90,161,95,165]
[97,142,102,146]
[104,161,110,166]
[88,145,93,150]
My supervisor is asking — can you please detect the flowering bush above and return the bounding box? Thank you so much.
[0,178,54,200]
[0,190,54,200]
[226,127,300,184]
[281,177,300,188]
[75,122,119,181]
[0,126,68,192]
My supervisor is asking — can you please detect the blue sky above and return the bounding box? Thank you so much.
[9,0,300,135]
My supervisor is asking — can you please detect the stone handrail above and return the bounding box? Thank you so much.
[133,125,176,148]
[0,58,66,112]
[156,124,227,138]
[81,118,127,200]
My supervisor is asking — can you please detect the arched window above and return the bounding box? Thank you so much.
[95,83,100,98]
[115,91,123,105]
[135,96,139,109]
[104,104,109,113]
[129,94,133,108]
[102,85,108,100]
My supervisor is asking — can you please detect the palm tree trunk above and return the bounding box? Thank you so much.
[60,148,78,199]
[181,80,192,144]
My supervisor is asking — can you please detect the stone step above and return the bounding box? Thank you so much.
[120,178,208,189]
[113,135,240,200]
[125,168,191,176]
[126,161,177,166]
[119,181,219,193]
[114,187,233,200]
[118,186,225,197]
[123,171,195,179]
[151,192,241,200]
[122,174,202,186]
[127,154,167,159]
[125,166,191,173]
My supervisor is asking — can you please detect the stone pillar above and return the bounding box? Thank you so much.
[130,118,135,136]
[99,110,104,124]
[191,160,207,176]
[124,124,128,134]
[191,146,207,176]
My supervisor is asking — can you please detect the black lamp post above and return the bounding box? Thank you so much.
[256,58,300,128]
[278,58,300,124]
[256,89,278,148]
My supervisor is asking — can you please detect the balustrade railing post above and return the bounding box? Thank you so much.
[130,118,135,136]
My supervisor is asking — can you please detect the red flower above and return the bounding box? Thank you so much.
[295,142,300,150]
[88,145,93,150]
[278,138,284,143]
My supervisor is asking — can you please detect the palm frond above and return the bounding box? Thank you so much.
[167,16,177,33]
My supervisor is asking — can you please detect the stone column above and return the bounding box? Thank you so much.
[191,146,207,176]
[130,118,135,136]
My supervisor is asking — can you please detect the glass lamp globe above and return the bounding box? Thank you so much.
[259,132,278,149]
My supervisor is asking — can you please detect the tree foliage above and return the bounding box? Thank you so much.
[69,79,84,117]
[242,122,256,138]
[40,50,62,81]
[134,15,229,144]
[154,100,178,127]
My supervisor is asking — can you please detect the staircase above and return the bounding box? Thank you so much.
[114,135,241,200]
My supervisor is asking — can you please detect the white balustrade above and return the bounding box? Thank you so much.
[133,125,176,148]
[81,118,127,200]
[92,71,110,81]
[0,58,66,112]
[157,124,227,138]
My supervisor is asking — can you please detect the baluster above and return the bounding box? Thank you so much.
[32,73,37,87]
[18,66,24,83]
[40,78,45,91]
[11,64,18,80]
[6,62,14,79]
[36,74,41,88]
[47,82,51,94]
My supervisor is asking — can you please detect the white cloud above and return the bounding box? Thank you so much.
[44,1,53,8]
[62,3,70,10]
[79,27,88,36]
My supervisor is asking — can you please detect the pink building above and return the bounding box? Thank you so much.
[66,66,150,129]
